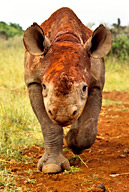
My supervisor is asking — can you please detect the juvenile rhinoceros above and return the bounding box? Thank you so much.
[23,7,112,173]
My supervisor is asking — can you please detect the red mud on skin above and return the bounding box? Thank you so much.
[7,91,129,192]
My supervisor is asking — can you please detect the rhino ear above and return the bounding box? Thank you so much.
[85,24,112,58]
[23,23,51,56]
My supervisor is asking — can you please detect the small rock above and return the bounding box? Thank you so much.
[97,183,106,191]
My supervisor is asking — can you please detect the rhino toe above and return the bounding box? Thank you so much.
[42,164,62,173]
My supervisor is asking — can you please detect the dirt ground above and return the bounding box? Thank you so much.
[8,91,129,192]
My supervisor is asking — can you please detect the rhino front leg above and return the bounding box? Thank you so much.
[65,87,102,154]
[28,83,70,173]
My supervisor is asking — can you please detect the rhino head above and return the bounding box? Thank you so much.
[23,23,112,126]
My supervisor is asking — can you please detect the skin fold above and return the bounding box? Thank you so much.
[23,7,112,173]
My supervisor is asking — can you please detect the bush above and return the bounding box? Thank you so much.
[0,21,23,39]
[109,24,129,60]
[110,34,129,60]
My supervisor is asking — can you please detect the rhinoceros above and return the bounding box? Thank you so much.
[23,7,112,173]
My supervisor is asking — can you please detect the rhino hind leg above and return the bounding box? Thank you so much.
[28,83,70,173]
[65,88,102,154]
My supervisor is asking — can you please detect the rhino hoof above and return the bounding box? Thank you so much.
[37,154,70,174]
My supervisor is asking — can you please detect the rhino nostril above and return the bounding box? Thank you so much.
[72,110,77,116]
[48,107,57,118]
[68,106,78,117]
[48,110,53,116]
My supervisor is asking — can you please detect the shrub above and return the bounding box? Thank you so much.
[110,34,129,59]
[109,24,129,60]
[0,21,23,39]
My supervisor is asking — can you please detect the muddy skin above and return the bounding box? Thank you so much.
[23,7,112,173]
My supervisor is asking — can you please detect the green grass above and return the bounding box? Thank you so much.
[0,37,25,88]
[102,99,123,106]
[63,166,82,174]
[104,56,129,91]
[0,168,20,192]
[0,37,43,191]
[0,38,42,162]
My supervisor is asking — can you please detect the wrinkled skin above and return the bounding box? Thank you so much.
[23,7,112,173]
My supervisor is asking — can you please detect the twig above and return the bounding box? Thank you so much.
[109,172,129,177]
[78,155,88,168]
[71,151,88,168]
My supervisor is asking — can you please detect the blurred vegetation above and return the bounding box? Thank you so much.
[0,21,23,39]
[109,18,129,59]
[0,37,42,164]
[104,56,129,91]
[88,19,129,60]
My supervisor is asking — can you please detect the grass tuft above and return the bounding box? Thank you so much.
[104,56,129,91]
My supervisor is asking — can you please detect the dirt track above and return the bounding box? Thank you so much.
[8,91,129,192]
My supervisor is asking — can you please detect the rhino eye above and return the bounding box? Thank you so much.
[82,85,87,92]
[42,84,46,89]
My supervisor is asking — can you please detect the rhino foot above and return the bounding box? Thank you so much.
[65,118,97,154]
[65,129,83,154]
[37,152,70,173]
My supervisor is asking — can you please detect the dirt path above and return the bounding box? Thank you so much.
[8,91,129,192]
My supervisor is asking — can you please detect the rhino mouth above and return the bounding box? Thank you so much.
[50,112,80,127]
[53,119,73,127]
[46,104,83,127]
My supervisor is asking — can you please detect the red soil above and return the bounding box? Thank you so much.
[8,91,129,192]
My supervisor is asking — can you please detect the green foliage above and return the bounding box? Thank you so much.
[110,34,129,59]
[109,25,129,59]
[0,21,23,39]
[63,166,82,174]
